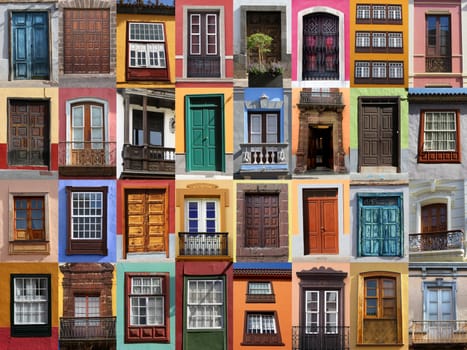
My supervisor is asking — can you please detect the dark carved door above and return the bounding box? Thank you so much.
[245,193,279,248]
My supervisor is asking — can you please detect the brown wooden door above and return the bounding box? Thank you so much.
[8,100,49,166]
[305,190,338,254]
[63,9,110,74]
[245,193,279,248]
[422,203,447,233]
[126,189,167,255]
[247,11,281,63]
[360,102,397,167]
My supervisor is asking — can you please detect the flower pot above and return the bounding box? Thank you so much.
[248,72,283,87]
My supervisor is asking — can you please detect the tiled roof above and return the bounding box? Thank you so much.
[408,88,467,95]
[233,262,292,278]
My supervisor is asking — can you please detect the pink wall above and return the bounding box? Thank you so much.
[291,0,350,81]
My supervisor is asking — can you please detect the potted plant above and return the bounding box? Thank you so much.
[247,32,283,87]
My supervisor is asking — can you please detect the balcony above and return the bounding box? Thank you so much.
[239,143,288,177]
[411,321,467,344]
[426,56,452,73]
[59,141,116,177]
[178,232,229,259]
[122,144,175,178]
[409,230,465,261]
[60,317,116,342]
[292,326,349,350]
[299,91,344,112]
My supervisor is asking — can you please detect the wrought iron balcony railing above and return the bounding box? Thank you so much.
[409,229,464,253]
[411,320,467,344]
[299,91,343,106]
[59,141,116,167]
[122,144,175,174]
[292,326,350,350]
[178,232,228,257]
[187,56,221,78]
[426,56,452,73]
[60,317,116,341]
[240,143,288,166]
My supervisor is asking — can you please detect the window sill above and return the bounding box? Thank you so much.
[9,241,49,255]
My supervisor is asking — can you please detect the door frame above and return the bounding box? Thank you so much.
[298,184,343,256]
[358,96,400,172]
[185,94,225,172]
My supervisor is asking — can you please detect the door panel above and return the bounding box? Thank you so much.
[245,194,279,248]
[11,12,49,80]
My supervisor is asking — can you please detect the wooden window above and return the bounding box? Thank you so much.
[356,4,402,24]
[127,22,168,81]
[358,272,401,345]
[426,15,451,72]
[187,279,224,329]
[422,203,447,233]
[185,199,219,233]
[246,281,275,303]
[245,193,279,248]
[66,186,108,255]
[11,274,51,337]
[75,295,100,318]
[63,9,110,74]
[354,61,404,84]
[125,273,169,343]
[242,312,283,345]
[14,196,45,241]
[187,12,220,77]
[132,110,163,146]
[356,32,403,53]
[418,110,460,163]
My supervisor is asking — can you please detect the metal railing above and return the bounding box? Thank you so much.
[411,320,467,344]
[187,56,221,78]
[60,317,116,340]
[426,56,452,72]
[299,91,343,106]
[409,229,464,252]
[240,143,287,165]
[59,141,116,167]
[178,232,228,256]
[292,326,349,350]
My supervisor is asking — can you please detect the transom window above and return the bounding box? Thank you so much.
[14,197,45,241]
[130,276,164,326]
[187,279,224,329]
[356,4,402,24]
[354,61,404,84]
[418,111,460,163]
[185,198,219,233]
[129,22,166,69]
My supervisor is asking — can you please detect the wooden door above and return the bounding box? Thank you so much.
[187,97,222,171]
[9,100,49,166]
[305,190,338,254]
[11,12,49,80]
[422,203,447,233]
[360,102,398,168]
[63,9,110,74]
[246,11,281,63]
[245,193,279,248]
[126,189,167,255]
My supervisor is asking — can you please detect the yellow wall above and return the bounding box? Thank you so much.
[350,262,409,350]
[116,14,176,87]
[350,0,409,87]
[0,88,58,144]
[175,88,234,154]
[0,263,59,327]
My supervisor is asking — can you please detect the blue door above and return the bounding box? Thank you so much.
[11,12,49,80]
[358,194,402,257]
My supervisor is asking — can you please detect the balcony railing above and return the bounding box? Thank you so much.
[411,321,467,344]
[117,0,174,8]
[60,317,116,341]
[122,144,175,175]
[59,141,116,167]
[409,230,464,253]
[299,91,343,107]
[240,143,288,166]
[187,56,220,78]
[178,232,228,256]
[292,326,349,350]
[426,56,452,73]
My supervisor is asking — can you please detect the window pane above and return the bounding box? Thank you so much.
[71,192,103,239]
[187,279,224,329]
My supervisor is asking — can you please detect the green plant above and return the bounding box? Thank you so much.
[247,32,273,71]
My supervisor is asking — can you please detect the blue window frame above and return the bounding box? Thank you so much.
[185,199,219,233]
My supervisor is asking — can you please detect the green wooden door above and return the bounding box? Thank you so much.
[186,96,224,171]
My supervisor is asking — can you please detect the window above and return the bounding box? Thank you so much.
[242,312,283,345]
[132,110,164,146]
[185,199,219,233]
[418,110,460,163]
[245,193,279,248]
[426,15,451,72]
[356,32,403,53]
[358,194,403,257]
[187,12,220,78]
[423,281,455,325]
[125,273,169,343]
[14,197,45,241]
[11,274,51,337]
[356,4,402,24]
[66,186,108,255]
[246,281,275,303]
[358,272,402,344]
[248,112,279,144]
[422,203,447,233]
[75,295,99,318]
[187,279,224,329]
[305,290,339,334]
[354,61,404,84]
[127,22,168,81]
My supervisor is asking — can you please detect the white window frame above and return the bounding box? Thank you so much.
[13,276,48,325]
[305,290,319,334]
[388,5,402,20]
[247,313,277,334]
[187,279,224,329]
[205,14,218,55]
[128,22,166,69]
[372,62,387,78]
[189,14,201,55]
[356,5,371,19]
[71,191,104,240]
[129,276,165,327]
[248,282,272,295]
[356,32,370,48]
[185,198,219,233]
[325,291,339,334]
[423,111,457,152]
[373,5,386,20]
[372,32,386,48]
[388,32,403,48]
[355,61,370,78]
[389,62,403,79]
